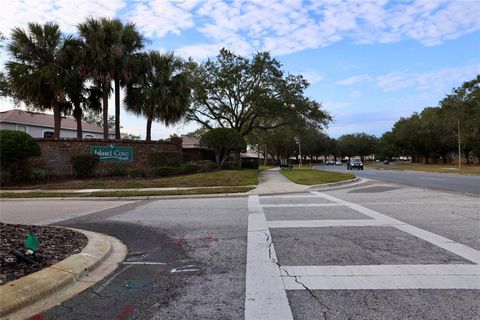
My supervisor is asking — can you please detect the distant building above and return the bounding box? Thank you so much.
[0,109,114,139]
[181,136,201,148]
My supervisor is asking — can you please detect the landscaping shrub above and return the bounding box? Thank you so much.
[129,168,146,178]
[106,164,128,177]
[181,163,200,175]
[241,159,259,169]
[147,151,183,167]
[0,130,41,183]
[71,153,99,178]
[149,166,183,177]
[196,160,218,172]
[221,160,241,169]
[28,168,56,182]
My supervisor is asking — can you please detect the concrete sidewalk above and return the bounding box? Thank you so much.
[1,185,256,194]
[250,168,309,194]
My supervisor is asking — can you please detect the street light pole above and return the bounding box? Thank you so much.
[458,120,461,169]
[294,136,302,168]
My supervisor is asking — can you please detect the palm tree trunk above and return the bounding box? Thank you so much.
[114,77,121,140]
[74,104,83,139]
[146,116,152,141]
[103,80,109,140]
[53,101,62,138]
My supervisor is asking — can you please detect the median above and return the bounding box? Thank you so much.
[281,167,355,185]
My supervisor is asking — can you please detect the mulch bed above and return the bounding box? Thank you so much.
[0,223,88,285]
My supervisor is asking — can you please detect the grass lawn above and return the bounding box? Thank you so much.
[7,170,258,190]
[0,186,254,198]
[281,167,355,185]
[368,162,480,175]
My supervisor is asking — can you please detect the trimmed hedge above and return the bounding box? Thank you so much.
[71,153,99,178]
[106,164,128,176]
[181,163,200,175]
[129,168,147,178]
[149,166,183,177]
[0,130,41,184]
[147,151,183,167]
[241,159,259,169]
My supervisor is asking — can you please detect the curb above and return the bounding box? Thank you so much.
[0,192,253,201]
[0,228,125,318]
[308,177,360,189]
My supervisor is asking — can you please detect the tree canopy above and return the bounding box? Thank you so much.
[200,128,246,166]
[186,49,331,136]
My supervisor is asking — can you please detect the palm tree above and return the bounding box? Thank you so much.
[62,37,102,138]
[6,23,70,138]
[77,18,119,140]
[112,21,144,140]
[125,51,190,141]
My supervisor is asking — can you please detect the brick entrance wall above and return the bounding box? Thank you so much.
[31,138,183,175]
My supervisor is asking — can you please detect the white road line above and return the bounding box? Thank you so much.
[280,264,480,277]
[282,274,480,290]
[122,261,167,265]
[268,219,399,228]
[260,195,322,199]
[245,195,293,320]
[421,177,445,181]
[311,191,480,264]
[261,203,343,208]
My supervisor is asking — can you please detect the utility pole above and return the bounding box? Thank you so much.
[458,120,461,169]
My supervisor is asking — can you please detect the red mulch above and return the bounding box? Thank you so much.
[0,223,88,285]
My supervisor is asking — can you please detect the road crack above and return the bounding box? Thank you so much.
[263,231,330,320]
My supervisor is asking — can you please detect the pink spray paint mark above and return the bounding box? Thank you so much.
[115,305,135,320]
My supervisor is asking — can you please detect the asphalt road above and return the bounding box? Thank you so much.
[316,164,480,195]
[2,179,474,320]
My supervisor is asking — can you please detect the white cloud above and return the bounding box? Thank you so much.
[336,74,374,86]
[2,1,479,59]
[0,0,125,36]
[128,0,195,38]
[298,70,323,84]
[172,0,480,58]
[324,101,350,111]
[376,64,480,92]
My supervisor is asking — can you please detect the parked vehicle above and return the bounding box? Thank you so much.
[347,158,364,170]
[335,160,342,165]
[383,159,390,164]
[325,160,335,165]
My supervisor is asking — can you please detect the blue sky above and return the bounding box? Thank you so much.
[1,0,479,139]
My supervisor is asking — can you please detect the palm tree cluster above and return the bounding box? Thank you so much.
[5,19,189,140]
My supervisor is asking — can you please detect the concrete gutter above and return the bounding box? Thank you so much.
[0,228,127,319]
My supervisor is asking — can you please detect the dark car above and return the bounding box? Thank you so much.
[347,158,363,170]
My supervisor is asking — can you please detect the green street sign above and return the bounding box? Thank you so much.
[90,145,133,162]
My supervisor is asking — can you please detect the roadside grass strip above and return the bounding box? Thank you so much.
[281,167,354,185]
[368,163,480,175]
[245,191,480,318]
[0,186,254,198]
[4,169,258,190]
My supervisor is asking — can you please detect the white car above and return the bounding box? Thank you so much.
[335,160,342,165]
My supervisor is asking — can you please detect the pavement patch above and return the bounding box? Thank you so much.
[270,226,472,266]
[264,206,372,221]
[286,289,480,320]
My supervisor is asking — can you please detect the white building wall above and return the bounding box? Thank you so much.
[0,122,106,139]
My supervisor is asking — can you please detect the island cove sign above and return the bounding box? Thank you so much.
[90,145,133,162]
